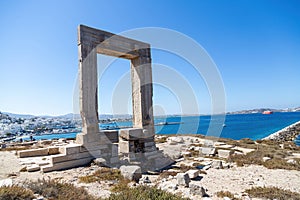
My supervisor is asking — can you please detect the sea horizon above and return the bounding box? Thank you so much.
[16,112,300,145]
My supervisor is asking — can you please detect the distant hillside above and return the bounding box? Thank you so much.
[3,112,34,119]
[227,107,300,115]
[2,107,299,120]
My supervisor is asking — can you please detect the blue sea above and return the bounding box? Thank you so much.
[20,112,300,145]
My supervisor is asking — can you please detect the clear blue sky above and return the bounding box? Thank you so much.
[0,0,299,115]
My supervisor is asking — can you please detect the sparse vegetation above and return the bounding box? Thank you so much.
[159,170,179,179]
[187,149,200,157]
[110,178,131,193]
[25,179,96,200]
[245,186,300,200]
[264,158,300,170]
[104,185,190,200]
[79,167,123,183]
[19,166,27,172]
[0,146,32,151]
[155,136,168,143]
[228,140,300,171]
[216,191,239,199]
[228,145,300,170]
[179,164,196,172]
[0,185,35,200]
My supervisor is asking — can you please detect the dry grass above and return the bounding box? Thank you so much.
[105,185,190,200]
[264,158,300,170]
[159,170,179,179]
[0,185,35,200]
[79,167,123,183]
[187,149,200,157]
[110,178,131,193]
[179,164,197,172]
[216,191,240,200]
[228,144,300,170]
[245,186,300,200]
[26,179,96,200]
[0,146,32,151]
[190,143,203,147]
[155,136,168,143]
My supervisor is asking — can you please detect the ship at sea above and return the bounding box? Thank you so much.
[262,110,273,114]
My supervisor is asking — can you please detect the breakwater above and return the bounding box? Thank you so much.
[263,121,300,142]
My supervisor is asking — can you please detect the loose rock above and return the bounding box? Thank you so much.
[120,165,142,182]
[177,172,190,187]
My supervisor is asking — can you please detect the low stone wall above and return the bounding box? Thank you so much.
[264,121,300,142]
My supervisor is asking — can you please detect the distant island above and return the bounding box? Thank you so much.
[226,107,300,115]
[2,106,300,120]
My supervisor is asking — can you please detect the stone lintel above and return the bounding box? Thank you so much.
[119,128,144,140]
[78,24,150,60]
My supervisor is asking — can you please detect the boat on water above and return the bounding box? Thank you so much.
[262,110,273,114]
[155,122,183,126]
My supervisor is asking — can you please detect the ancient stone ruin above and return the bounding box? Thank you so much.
[18,25,173,172]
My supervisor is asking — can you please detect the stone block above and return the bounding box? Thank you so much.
[177,173,190,187]
[217,149,232,159]
[48,147,59,155]
[81,144,108,153]
[27,164,40,172]
[41,157,93,173]
[59,144,81,155]
[51,151,92,163]
[119,140,130,153]
[128,153,136,160]
[144,142,155,147]
[189,184,207,196]
[110,156,120,164]
[201,147,216,156]
[120,165,142,182]
[144,146,157,152]
[187,169,199,179]
[94,158,107,167]
[119,128,144,140]
[76,133,110,145]
[18,148,49,158]
[102,130,119,143]
[111,144,119,156]
[211,160,223,169]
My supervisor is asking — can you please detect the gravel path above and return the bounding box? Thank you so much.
[0,151,22,179]
[201,165,300,196]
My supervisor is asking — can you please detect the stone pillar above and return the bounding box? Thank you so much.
[131,48,155,138]
[76,26,101,146]
[78,46,99,135]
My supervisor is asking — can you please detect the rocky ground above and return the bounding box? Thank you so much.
[1,135,300,200]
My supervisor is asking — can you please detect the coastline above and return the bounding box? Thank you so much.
[263,120,300,142]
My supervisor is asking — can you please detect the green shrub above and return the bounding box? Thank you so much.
[0,185,35,200]
[246,186,300,200]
